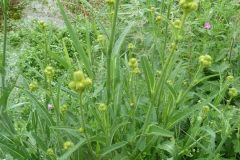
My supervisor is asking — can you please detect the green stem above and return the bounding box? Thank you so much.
[176,65,202,104]
[106,0,120,104]
[1,0,8,95]
[79,95,95,157]
[161,0,173,64]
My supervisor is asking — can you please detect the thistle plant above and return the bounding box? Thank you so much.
[1,0,240,159]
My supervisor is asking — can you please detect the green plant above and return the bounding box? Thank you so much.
[0,0,240,159]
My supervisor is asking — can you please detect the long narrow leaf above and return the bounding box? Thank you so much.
[100,141,128,157]
[141,56,155,98]
[56,0,92,76]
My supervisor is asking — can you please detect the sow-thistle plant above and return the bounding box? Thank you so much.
[68,70,92,94]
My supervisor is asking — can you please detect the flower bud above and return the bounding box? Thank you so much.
[60,104,68,114]
[106,0,114,5]
[180,0,198,13]
[172,19,182,29]
[202,105,210,113]
[38,20,47,30]
[155,15,163,23]
[199,55,212,67]
[47,148,54,156]
[44,66,55,81]
[226,75,234,82]
[63,141,74,150]
[73,70,84,82]
[128,58,138,68]
[97,34,105,43]
[128,43,135,50]
[228,88,238,97]
[83,78,93,87]
[75,82,85,93]
[98,103,107,112]
[79,127,85,133]
[29,80,38,92]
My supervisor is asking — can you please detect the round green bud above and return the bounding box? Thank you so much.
[63,141,74,150]
[73,70,84,82]
[68,81,76,90]
[29,81,38,92]
[228,88,238,97]
[199,55,213,67]
[98,103,107,112]
[47,148,54,156]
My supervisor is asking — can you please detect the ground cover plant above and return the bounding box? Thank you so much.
[0,0,240,159]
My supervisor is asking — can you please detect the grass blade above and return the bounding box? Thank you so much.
[56,0,92,76]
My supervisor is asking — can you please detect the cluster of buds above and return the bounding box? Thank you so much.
[172,19,182,29]
[29,80,38,92]
[228,87,238,97]
[198,55,213,67]
[202,105,210,114]
[63,141,74,150]
[128,58,140,74]
[98,103,107,112]
[68,70,92,94]
[38,20,47,30]
[128,43,135,50]
[44,66,55,82]
[226,75,234,82]
[60,104,68,114]
[97,34,105,43]
[47,148,55,157]
[106,0,114,6]
[179,0,198,13]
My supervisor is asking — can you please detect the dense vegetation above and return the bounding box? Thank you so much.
[0,0,240,159]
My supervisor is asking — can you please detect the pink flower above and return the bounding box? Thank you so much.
[203,22,211,30]
[48,104,54,111]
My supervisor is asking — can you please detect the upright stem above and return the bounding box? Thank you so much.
[106,0,120,104]
[1,0,8,94]
[79,95,94,157]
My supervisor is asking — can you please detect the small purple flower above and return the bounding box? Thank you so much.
[48,104,54,111]
[203,22,211,30]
